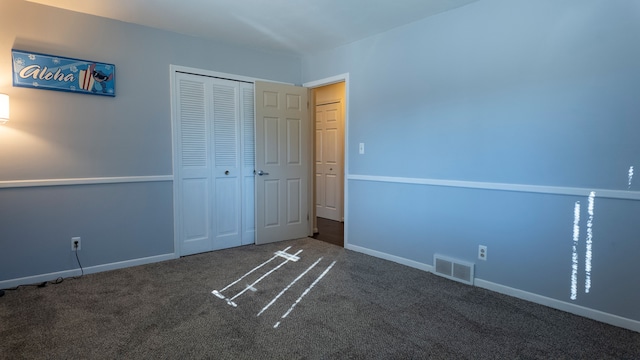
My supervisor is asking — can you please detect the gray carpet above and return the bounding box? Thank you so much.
[1,238,639,359]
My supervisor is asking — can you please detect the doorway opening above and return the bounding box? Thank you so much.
[310,81,346,247]
[313,217,344,247]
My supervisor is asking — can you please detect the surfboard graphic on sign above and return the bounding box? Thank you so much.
[11,49,115,97]
[78,68,95,92]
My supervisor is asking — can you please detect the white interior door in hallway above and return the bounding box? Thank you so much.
[255,81,311,244]
[315,101,343,221]
[173,72,255,256]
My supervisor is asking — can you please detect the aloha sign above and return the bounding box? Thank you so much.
[12,50,115,97]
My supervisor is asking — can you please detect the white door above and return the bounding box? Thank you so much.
[174,72,253,255]
[255,81,310,244]
[315,101,343,221]
[240,83,256,245]
[211,78,242,251]
[175,74,212,255]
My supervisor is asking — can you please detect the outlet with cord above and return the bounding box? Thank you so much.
[71,237,81,251]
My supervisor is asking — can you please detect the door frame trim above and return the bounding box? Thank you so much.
[170,65,290,85]
[303,73,350,247]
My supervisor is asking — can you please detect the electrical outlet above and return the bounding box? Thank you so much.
[71,237,81,251]
[478,245,487,261]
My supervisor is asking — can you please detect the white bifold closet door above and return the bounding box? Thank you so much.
[174,72,254,256]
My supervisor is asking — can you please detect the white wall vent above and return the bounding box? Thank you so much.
[433,254,474,285]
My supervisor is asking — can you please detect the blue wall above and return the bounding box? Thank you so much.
[2,0,638,329]
[1,183,174,279]
[303,0,640,323]
[0,0,301,283]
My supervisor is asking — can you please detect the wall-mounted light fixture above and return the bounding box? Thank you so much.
[0,94,9,125]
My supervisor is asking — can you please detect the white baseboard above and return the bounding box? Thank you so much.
[345,243,640,334]
[345,243,433,272]
[0,253,177,289]
[474,279,640,333]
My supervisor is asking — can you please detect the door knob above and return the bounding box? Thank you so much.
[257,170,269,176]
[225,170,230,175]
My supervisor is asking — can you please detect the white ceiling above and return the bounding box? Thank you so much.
[25,0,478,55]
